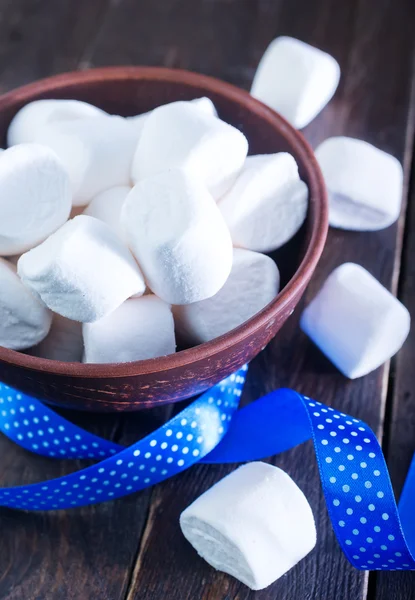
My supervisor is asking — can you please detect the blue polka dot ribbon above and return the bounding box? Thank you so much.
[0,365,414,573]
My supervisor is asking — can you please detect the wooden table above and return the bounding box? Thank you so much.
[0,0,414,598]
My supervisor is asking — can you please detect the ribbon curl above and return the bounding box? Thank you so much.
[0,365,414,572]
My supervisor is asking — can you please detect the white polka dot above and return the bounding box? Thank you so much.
[150,440,157,447]
[374,470,380,476]
[176,432,183,439]
[363,438,370,443]
[317,425,324,430]
[360,462,367,468]
[313,412,320,417]
[182,447,189,454]
[388,535,395,541]
[368,452,376,458]
[329,477,336,483]
[325,457,332,463]
[333,499,340,506]
[338,465,345,471]
[346,508,353,515]
[186,434,193,442]
[374,526,381,533]
[334,447,341,453]
[191,421,197,428]
[347,454,354,461]
[360,517,367,524]
[166,429,173,437]
[381,545,387,551]
[345,540,352,546]
[342,485,350,492]
[193,449,200,457]
[161,442,168,450]
[339,520,345,527]
[177,459,185,467]
[356,445,363,451]
[366,537,373,543]
[352,529,359,535]
[364,481,372,489]
[355,495,362,503]
[330,431,337,437]
[351,473,358,480]
[368,504,375,511]
[377,491,384,498]
[382,513,389,520]
[395,552,402,557]
[359,547,366,553]
[116,459,123,465]
[167,457,173,464]
[133,450,140,456]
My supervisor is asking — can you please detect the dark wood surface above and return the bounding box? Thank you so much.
[0,0,414,599]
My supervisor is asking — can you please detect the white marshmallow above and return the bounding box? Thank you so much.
[121,168,233,305]
[180,462,316,591]
[31,314,83,362]
[38,115,138,206]
[174,248,280,344]
[300,263,410,379]
[131,101,248,198]
[219,153,308,252]
[251,36,340,129]
[126,96,217,134]
[17,215,145,323]
[0,143,72,255]
[0,258,52,350]
[7,99,107,147]
[83,295,176,364]
[315,137,403,231]
[83,186,130,241]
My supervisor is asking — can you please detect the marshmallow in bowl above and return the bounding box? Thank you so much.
[83,186,130,241]
[31,314,83,362]
[131,101,248,198]
[7,99,107,147]
[180,462,316,591]
[174,248,280,344]
[83,295,176,363]
[300,263,410,378]
[315,137,403,231]
[37,115,138,206]
[126,96,217,135]
[121,168,233,305]
[219,153,308,252]
[18,215,145,323]
[251,36,340,129]
[0,258,52,350]
[0,143,72,255]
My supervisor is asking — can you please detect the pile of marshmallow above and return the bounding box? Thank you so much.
[0,91,309,363]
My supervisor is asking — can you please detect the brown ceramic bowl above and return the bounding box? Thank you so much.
[0,67,328,412]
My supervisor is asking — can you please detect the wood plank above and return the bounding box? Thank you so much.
[374,83,415,599]
[80,0,412,598]
[0,1,162,599]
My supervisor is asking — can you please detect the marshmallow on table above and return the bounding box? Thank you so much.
[7,99,106,146]
[300,263,410,378]
[180,462,316,591]
[83,186,130,241]
[121,168,233,305]
[219,153,308,252]
[131,101,248,199]
[315,137,403,231]
[37,115,138,206]
[17,215,145,323]
[31,314,83,362]
[83,295,176,364]
[251,36,340,129]
[0,144,72,255]
[174,248,280,344]
[0,258,52,350]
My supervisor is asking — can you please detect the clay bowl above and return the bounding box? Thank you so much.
[0,67,328,412]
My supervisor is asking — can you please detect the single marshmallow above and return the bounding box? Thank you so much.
[131,101,248,198]
[251,36,340,129]
[126,96,217,133]
[315,137,403,231]
[83,186,130,241]
[180,462,316,591]
[31,314,83,362]
[18,215,145,323]
[38,115,138,206]
[7,99,106,147]
[121,168,233,305]
[174,248,280,344]
[83,295,176,364]
[0,258,52,350]
[0,143,72,255]
[300,263,410,378]
[219,153,308,252]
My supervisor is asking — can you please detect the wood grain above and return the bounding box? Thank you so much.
[0,0,414,598]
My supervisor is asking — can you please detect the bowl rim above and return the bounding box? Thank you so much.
[0,66,328,378]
